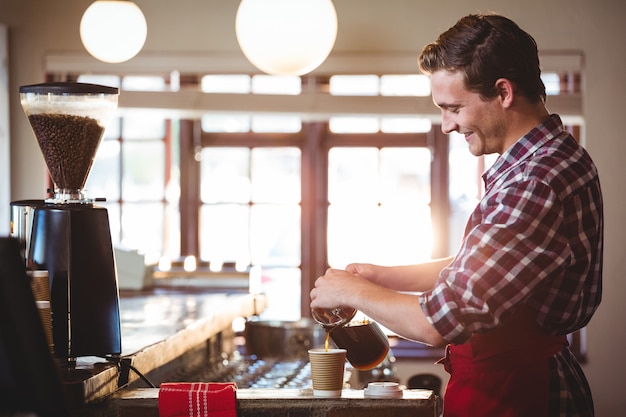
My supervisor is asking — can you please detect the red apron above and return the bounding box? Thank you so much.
[440,307,568,417]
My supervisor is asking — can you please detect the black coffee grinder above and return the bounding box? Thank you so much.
[11,82,121,365]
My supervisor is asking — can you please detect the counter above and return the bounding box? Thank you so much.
[69,287,438,417]
[105,387,438,417]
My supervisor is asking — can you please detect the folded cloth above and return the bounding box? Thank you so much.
[158,382,237,417]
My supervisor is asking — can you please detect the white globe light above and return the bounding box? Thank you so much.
[235,0,338,75]
[80,1,147,64]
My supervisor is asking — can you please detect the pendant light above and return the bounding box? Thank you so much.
[235,0,338,76]
[80,0,147,63]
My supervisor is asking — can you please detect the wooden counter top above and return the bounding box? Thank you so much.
[89,387,439,417]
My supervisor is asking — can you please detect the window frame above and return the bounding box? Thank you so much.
[183,120,452,359]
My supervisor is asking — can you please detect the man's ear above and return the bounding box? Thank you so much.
[495,78,515,108]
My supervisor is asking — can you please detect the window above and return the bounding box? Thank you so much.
[199,146,302,319]
[327,147,433,267]
[195,122,441,322]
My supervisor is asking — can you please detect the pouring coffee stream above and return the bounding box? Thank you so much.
[313,308,344,352]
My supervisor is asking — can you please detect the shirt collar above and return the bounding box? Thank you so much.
[482,114,564,189]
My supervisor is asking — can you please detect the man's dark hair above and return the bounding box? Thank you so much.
[418,14,546,103]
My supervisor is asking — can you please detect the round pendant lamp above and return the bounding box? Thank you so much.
[235,0,338,76]
[80,0,147,63]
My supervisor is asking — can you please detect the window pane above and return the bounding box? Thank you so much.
[201,114,251,133]
[380,74,430,96]
[250,204,300,266]
[163,203,181,259]
[448,132,497,254]
[379,148,431,205]
[200,204,250,265]
[380,117,432,133]
[328,147,433,267]
[104,116,121,139]
[251,75,302,95]
[542,72,560,96]
[329,116,379,133]
[251,147,301,203]
[86,139,120,200]
[328,203,432,267]
[201,75,251,94]
[329,75,379,96]
[200,148,250,203]
[122,76,167,92]
[122,111,166,140]
[77,74,121,88]
[251,115,302,133]
[120,203,164,253]
[449,133,480,204]
[122,141,165,201]
[377,203,432,265]
[328,147,379,204]
[327,203,378,267]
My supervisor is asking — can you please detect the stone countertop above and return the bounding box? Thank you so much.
[63,288,265,405]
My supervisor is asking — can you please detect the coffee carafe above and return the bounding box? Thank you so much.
[312,307,389,371]
[10,82,121,365]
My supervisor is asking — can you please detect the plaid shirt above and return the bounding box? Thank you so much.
[420,114,602,415]
[420,113,602,342]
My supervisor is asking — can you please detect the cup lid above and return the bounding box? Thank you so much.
[364,382,403,399]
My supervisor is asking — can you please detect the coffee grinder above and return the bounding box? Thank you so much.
[11,82,121,365]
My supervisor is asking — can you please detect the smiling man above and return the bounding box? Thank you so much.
[310,13,603,417]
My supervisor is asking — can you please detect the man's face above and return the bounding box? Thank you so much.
[430,70,507,156]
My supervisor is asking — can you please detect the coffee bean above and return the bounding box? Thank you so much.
[27,113,104,191]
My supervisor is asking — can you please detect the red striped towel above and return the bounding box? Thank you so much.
[158,382,237,417]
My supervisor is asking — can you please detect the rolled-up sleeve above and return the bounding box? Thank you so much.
[419,179,571,344]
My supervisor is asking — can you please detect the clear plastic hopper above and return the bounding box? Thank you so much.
[19,82,118,203]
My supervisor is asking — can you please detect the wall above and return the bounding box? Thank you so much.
[1,0,625,415]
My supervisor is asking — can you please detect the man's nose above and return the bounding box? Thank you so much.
[441,114,457,134]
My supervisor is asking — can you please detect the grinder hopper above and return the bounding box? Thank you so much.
[19,82,118,202]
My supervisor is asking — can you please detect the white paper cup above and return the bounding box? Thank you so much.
[308,348,346,397]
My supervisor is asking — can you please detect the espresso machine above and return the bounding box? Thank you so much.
[10,82,121,365]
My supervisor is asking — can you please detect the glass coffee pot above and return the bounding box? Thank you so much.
[312,307,389,371]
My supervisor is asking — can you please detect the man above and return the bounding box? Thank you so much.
[310,14,602,417]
